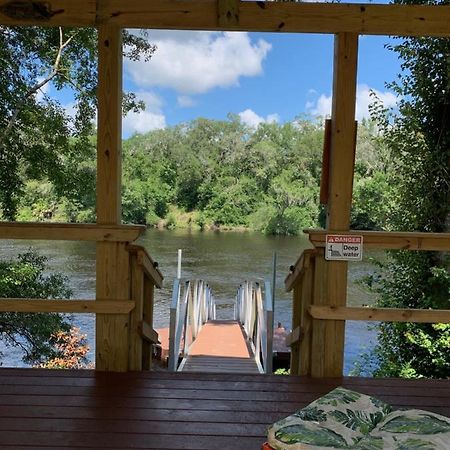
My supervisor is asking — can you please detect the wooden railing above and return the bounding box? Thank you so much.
[235,280,273,374]
[168,279,216,372]
[0,222,163,371]
[285,230,450,377]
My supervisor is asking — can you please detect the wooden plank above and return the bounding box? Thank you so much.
[0,222,144,242]
[319,118,332,205]
[128,245,164,288]
[95,24,130,372]
[96,25,122,225]
[310,249,327,378]
[218,0,239,27]
[0,299,134,314]
[285,325,301,347]
[139,321,159,344]
[285,249,316,292]
[299,256,314,377]
[142,277,155,369]
[305,229,450,251]
[0,0,95,26]
[320,32,358,378]
[95,1,450,37]
[96,243,131,372]
[310,306,450,323]
[129,254,144,371]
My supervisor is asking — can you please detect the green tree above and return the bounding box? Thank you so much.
[0,251,73,364]
[366,0,450,378]
[0,26,155,220]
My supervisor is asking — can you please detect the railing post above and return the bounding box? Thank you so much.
[142,276,155,370]
[265,280,274,374]
[129,253,144,370]
[310,249,329,377]
[168,278,181,372]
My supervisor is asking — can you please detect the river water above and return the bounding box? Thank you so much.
[0,229,379,374]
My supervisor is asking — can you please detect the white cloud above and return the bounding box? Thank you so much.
[306,84,398,120]
[125,31,271,95]
[238,109,279,128]
[177,95,196,108]
[122,91,166,136]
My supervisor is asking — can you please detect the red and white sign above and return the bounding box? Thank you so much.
[325,234,363,261]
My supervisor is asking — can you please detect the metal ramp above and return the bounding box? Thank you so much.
[168,280,273,374]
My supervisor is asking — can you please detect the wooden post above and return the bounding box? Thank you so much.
[290,285,301,376]
[142,277,155,370]
[298,255,314,376]
[310,249,328,377]
[322,32,359,377]
[129,254,144,370]
[96,25,130,371]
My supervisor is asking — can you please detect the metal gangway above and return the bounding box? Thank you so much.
[168,279,274,374]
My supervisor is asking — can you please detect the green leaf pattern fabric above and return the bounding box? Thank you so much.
[267,388,450,450]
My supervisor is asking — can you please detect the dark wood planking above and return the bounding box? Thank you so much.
[0,370,449,450]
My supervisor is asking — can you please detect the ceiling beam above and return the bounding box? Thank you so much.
[0,1,449,37]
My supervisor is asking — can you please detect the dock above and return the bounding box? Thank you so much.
[168,280,273,374]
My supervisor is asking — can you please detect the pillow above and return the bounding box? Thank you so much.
[355,409,450,450]
[267,387,392,449]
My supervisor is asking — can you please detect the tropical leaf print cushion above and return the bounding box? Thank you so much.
[356,409,450,450]
[267,387,392,449]
[267,389,450,450]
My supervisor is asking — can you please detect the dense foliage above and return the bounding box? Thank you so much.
[10,115,387,235]
[361,0,450,378]
[0,251,72,364]
[0,26,155,221]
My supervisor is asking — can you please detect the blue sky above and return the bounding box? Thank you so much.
[44,30,402,138]
[120,30,401,137]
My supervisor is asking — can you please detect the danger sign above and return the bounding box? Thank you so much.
[325,235,363,261]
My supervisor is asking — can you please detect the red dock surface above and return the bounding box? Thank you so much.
[181,320,260,373]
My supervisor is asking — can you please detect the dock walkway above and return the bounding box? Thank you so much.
[180,320,260,373]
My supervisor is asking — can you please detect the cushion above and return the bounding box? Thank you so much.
[355,409,450,450]
[267,387,392,449]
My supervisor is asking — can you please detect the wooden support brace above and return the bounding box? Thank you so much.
[0,299,135,314]
[139,321,159,344]
[310,306,450,324]
[285,325,301,347]
[218,0,239,27]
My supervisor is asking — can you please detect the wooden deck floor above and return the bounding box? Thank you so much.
[0,368,449,449]
[181,320,259,373]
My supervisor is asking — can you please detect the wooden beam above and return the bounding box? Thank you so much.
[0,222,144,242]
[319,119,332,205]
[286,326,301,347]
[305,229,450,251]
[139,320,159,344]
[218,0,239,27]
[96,25,123,225]
[317,32,358,378]
[285,249,316,292]
[327,33,358,231]
[0,299,134,314]
[95,1,450,37]
[129,253,144,371]
[310,306,450,324]
[128,245,164,288]
[95,25,130,372]
[0,0,95,26]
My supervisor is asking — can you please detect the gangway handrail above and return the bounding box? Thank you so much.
[235,280,273,374]
[168,279,216,372]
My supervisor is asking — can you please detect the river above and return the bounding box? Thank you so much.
[0,228,379,374]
